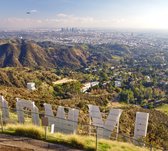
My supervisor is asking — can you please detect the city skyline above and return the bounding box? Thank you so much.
[1,0,168,30]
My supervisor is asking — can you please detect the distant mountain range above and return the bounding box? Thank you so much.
[0,39,131,68]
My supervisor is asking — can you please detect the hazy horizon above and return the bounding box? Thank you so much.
[1,0,168,30]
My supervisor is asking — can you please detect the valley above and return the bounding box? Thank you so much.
[0,34,167,149]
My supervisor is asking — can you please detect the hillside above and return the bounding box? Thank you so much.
[0,84,167,149]
[119,106,168,149]
[0,38,167,150]
[0,39,52,67]
[0,67,59,87]
[0,39,88,68]
[1,127,149,151]
[0,39,131,69]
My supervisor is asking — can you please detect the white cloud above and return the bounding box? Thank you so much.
[0,15,133,29]
[30,10,38,13]
[0,18,43,29]
[1,13,167,30]
[57,13,69,18]
[52,13,127,28]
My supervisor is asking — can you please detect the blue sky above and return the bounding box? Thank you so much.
[1,0,168,30]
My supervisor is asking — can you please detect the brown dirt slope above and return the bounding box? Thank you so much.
[0,134,82,151]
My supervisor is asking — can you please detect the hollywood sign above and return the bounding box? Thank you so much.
[0,95,149,141]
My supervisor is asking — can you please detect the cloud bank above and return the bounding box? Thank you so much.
[1,13,167,30]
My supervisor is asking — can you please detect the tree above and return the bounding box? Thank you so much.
[141,99,148,107]
[119,89,134,104]
[53,81,81,99]
[144,88,153,99]
[99,71,108,82]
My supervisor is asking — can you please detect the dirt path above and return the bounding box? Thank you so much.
[0,134,82,151]
[53,78,76,85]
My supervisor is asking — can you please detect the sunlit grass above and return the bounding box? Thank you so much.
[156,104,168,115]
[5,124,44,139]
[3,124,151,151]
